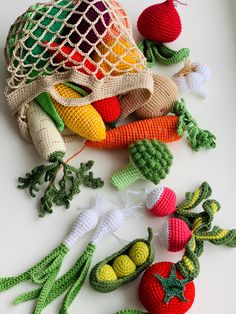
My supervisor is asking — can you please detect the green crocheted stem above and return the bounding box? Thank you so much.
[195,226,236,247]
[36,92,64,131]
[115,310,148,314]
[173,99,216,151]
[111,162,142,190]
[137,40,190,67]
[18,158,104,217]
[0,243,68,293]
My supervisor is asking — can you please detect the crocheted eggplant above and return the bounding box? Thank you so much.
[89,228,154,292]
[111,140,173,190]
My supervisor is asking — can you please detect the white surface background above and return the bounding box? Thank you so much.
[0,0,236,313]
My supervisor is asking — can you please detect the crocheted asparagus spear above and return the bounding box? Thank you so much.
[0,196,103,314]
[111,139,173,190]
[14,205,142,313]
[18,102,103,217]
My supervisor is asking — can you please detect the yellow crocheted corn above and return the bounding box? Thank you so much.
[129,242,149,266]
[112,255,136,278]
[98,265,117,282]
[52,84,106,141]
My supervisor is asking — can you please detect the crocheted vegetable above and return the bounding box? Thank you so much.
[137,0,182,43]
[135,74,178,119]
[92,96,121,124]
[173,60,212,98]
[14,205,141,313]
[86,99,217,151]
[159,218,192,252]
[89,228,154,292]
[52,84,106,141]
[5,0,153,141]
[139,262,195,314]
[146,187,177,217]
[111,140,173,190]
[0,196,103,314]
[138,40,190,67]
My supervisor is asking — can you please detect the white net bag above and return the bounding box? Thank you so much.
[5,0,153,140]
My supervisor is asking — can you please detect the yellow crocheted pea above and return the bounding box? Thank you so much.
[112,255,136,278]
[97,264,118,282]
[92,38,144,76]
[52,84,106,141]
[129,242,149,266]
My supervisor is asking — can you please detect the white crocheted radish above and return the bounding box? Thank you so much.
[146,187,177,217]
[0,196,104,314]
[158,218,192,252]
[173,61,211,98]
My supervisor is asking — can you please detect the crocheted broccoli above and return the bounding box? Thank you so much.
[111,139,173,190]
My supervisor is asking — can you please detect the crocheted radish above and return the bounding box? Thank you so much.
[139,262,195,314]
[137,0,182,43]
[159,218,192,252]
[146,187,177,217]
[14,205,141,313]
[0,196,104,314]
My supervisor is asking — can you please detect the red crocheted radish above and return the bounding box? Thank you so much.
[47,42,104,79]
[159,218,192,252]
[139,262,195,314]
[92,96,121,123]
[137,0,182,43]
[146,187,176,217]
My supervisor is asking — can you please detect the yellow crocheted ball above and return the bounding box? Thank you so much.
[129,242,149,266]
[112,255,136,278]
[93,38,144,76]
[98,264,118,282]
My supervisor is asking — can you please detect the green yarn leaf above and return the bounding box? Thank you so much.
[173,99,216,151]
[196,226,236,247]
[137,40,190,67]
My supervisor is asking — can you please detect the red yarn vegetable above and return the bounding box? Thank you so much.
[137,0,182,43]
[92,96,121,123]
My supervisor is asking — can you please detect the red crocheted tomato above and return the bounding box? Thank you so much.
[92,96,121,123]
[139,262,195,314]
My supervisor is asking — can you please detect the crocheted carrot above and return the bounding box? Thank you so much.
[86,99,217,151]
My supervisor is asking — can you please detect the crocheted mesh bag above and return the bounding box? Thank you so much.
[5,0,153,141]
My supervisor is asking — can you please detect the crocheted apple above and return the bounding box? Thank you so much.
[159,218,192,252]
[146,187,177,217]
[139,262,195,314]
[137,0,182,43]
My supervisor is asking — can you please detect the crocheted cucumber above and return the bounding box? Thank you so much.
[89,228,154,292]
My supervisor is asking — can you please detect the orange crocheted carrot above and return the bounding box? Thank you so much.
[86,99,217,151]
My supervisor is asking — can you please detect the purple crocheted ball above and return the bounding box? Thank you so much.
[63,0,111,53]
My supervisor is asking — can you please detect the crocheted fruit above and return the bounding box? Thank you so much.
[139,262,195,314]
[98,265,118,282]
[89,228,154,292]
[146,187,177,217]
[92,38,144,76]
[52,84,106,141]
[61,0,111,53]
[110,139,173,190]
[129,242,149,266]
[135,74,178,119]
[92,96,121,123]
[159,218,192,252]
[137,0,182,43]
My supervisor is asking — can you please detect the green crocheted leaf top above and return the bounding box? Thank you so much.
[129,140,173,184]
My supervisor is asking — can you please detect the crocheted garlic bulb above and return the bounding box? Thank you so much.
[146,187,177,217]
[137,0,182,43]
[173,61,211,98]
[159,218,192,252]
[135,74,178,119]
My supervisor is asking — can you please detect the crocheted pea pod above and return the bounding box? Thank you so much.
[89,228,154,292]
[111,140,173,190]
[135,74,178,119]
[52,84,106,141]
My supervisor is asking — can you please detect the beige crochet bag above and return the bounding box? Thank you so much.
[5,0,153,142]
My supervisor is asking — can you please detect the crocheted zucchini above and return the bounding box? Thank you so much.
[89,228,154,292]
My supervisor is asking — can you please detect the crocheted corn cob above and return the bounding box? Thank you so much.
[111,140,173,190]
[135,74,179,119]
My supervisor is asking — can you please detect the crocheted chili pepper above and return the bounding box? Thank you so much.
[89,228,154,292]
[110,139,173,190]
